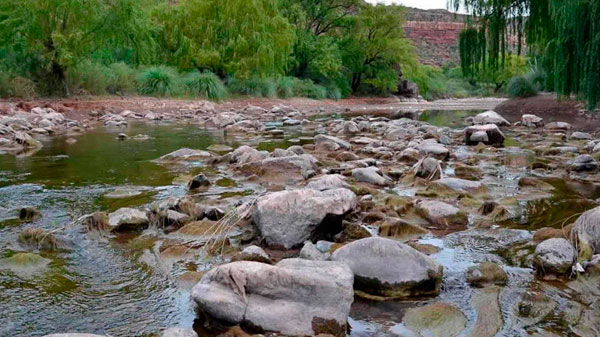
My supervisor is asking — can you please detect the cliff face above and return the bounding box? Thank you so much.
[403,8,468,67]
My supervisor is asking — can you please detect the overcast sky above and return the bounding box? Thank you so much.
[366,0,449,10]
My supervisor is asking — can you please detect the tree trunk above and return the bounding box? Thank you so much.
[51,62,69,97]
[351,73,362,93]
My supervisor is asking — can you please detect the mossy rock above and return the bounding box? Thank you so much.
[402,302,467,337]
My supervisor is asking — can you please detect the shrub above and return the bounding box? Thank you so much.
[507,75,537,98]
[183,71,227,100]
[526,68,546,92]
[136,66,182,96]
[296,79,327,99]
[67,61,110,95]
[277,76,300,98]
[228,76,277,98]
[106,62,136,95]
[0,70,37,99]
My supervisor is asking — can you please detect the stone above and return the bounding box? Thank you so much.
[469,287,503,337]
[207,144,233,153]
[306,174,350,191]
[192,259,354,336]
[107,207,150,231]
[343,121,359,135]
[229,145,269,164]
[239,154,318,183]
[418,142,450,160]
[545,121,572,132]
[188,173,211,190]
[473,110,510,126]
[402,302,467,337]
[432,177,486,194]
[571,132,592,140]
[252,188,357,249]
[161,328,198,337]
[521,114,544,128]
[416,200,468,228]
[515,291,557,327]
[19,207,40,221]
[571,206,600,260]
[533,238,576,275]
[465,262,508,286]
[156,148,212,162]
[0,252,51,277]
[465,124,505,146]
[18,228,62,252]
[14,131,42,148]
[351,167,392,187]
[314,134,351,150]
[569,154,598,172]
[42,334,108,337]
[331,237,443,298]
[299,241,330,261]
[117,133,128,140]
[231,245,271,264]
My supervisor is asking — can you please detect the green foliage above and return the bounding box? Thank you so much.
[106,62,137,95]
[137,66,182,97]
[228,76,277,98]
[183,71,227,100]
[507,76,537,98]
[67,61,111,95]
[0,69,36,98]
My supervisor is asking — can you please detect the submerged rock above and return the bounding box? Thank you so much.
[192,259,354,336]
[331,237,443,298]
[156,148,212,162]
[402,302,467,337]
[533,238,576,275]
[432,177,486,194]
[0,252,51,277]
[18,228,63,252]
[466,262,508,287]
[465,124,505,146]
[19,207,41,221]
[252,188,357,249]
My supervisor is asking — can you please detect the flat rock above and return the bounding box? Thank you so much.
[314,134,351,150]
[108,207,149,231]
[352,167,392,186]
[306,174,350,191]
[533,238,576,275]
[156,148,212,162]
[473,110,510,126]
[416,200,468,228]
[522,114,544,128]
[432,177,486,194]
[161,328,198,337]
[402,302,467,337]
[466,262,508,286]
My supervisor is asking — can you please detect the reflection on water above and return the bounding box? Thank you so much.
[418,110,481,127]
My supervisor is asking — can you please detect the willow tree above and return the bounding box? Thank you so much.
[0,0,156,95]
[155,0,295,79]
[451,0,600,109]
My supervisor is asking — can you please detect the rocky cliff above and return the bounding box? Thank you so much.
[403,8,468,67]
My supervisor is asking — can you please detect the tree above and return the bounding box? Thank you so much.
[451,0,600,109]
[282,0,363,36]
[0,0,156,95]
[341,3,415,93]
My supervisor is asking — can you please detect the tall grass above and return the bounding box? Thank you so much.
[183,71,227,100]
[136,66,182,97]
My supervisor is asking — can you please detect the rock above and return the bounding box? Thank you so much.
[229,145,269,164]
[299,241,330,261]
[108,207,150,231]
[42,334,108,337]
[343,121,359,135]
[0,252,51,277]
[231,245,271,264]
[533,227,568,242]
[432,177,486,194]
[515,291,557,327]
[239,154,318,183]
[522,114,544,128]
[18,228,62,252]
[469,287,503,337]
[466,262,508,286]
[351,167,392,187]
[465,124,505,146]
[117,133,128,140]
[270,148,296,158]
[533,238,576,275]
[571,132,592,140]
[188,173,211,190]
[402,302,467,337]
[473,110,510,126]
[314,134,351,150]
[413,157,441,180]
[161,328,198,337]
[192,259,354,336]
[378,218,428,242]
[331,237,443,298]
[571,206,600,260]
[204,207,225,221]
[157,148,212,162]
[569,154,598,172]
[545,121,572,132]
[207,144,233,153]
[19,207,40,221]
[14,131,42,148]
[252,188,357,249]
[416,200,468,228]
[306,174,350,191]
[418,142,450,160]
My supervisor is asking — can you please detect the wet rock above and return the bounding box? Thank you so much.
[188,173,211,190]
[466,262,508,286]
[229,145,269,165]
[465,124,505,146]
[314,134,351,150]
[163,210,191,228]
[569,154,598,172]
[299,241,330,261]
[207,144,233,153]
[108,207,150,231]
[522,114,544,128]
[533,238,576,275]
[14,131,42,148]
[417,142,450,160]
[117,133,128,140]
[239,154,318,183]
[18,228,62,252]
[432,177,486,194]
[287,145,304,155]
[176,220,217,236]
[337,221,372,242]
[270,148,296,158]
[545,121,572,132]
[157,148,212,162]
[104,188,144,199]
[445,228,532,252]
[571,206,600,260]
[454,163,483,180]
[331,237,443,298]
[415,200,468,228]
[19,207,40,221]
[378,218,428,242]
[306,174,350,191]
[204,207,225,221]
[231,245,271,264]
[473,110,509,126]
[515,291,557,327]
[402,302,467,337]
[469,287,503,337]
[518,177,555,191]
[42,334,108,337]
[192,259,353,336]
[161,328,198,337]
[571,131,592,140]
[252,188,357,249]
[351,167,392,187]
[0,252,51,277]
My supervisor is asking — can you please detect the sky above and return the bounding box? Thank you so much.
[366,0,449,10]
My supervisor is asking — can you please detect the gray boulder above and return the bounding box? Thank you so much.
[187,173,211,190]
[239,154,318,183]
[314,134,351,150]
[352,167,392,186]
[416,200,468,228]
[473,110,510,126]
[108,207,149,231]
[252,188,357,249]
[299,241,330,261]
[522,114,544,128]
[229,145,269,164]
[192,259,354,336]
[306,174,350,191]
[331,237,443,298]
[533,238,576,275]
[569,154,598,172]
[570,206,600,260]
[417,142,450,160]
[465,124,505,146]
[161,328,198,337]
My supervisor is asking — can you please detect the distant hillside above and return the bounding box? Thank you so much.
[403,7,468,67]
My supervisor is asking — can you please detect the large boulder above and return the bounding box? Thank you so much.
[107,207,149,231]
[465,124,505,146]
[192,259,354,336]
[239,154,318,184]
[331,237,443,298]
[522,114,544,128]
[533,238,576,275]
[473,110,510,126]
[570,206,600,260]
[351,167,393,187]
[252,188,357,249]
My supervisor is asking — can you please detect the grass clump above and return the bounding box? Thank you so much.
[228,76,277,98]
[507,75,537,98]
[183,71,227,100]
[136,66,182,97]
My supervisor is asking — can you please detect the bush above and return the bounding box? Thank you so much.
[526,68,546,92]
[507,75,537,98]
[67,61,110,95]
[136,66,182,96]
[228,76,277,98]
[277,76,300,98]
[184,71,227,100]
[295,79,327,99]
[0,70,37,98]
[106,62,136,95]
